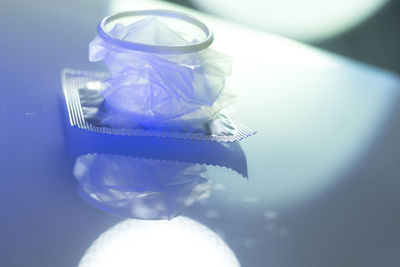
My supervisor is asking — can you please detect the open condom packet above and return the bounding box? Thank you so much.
[62,10,255,142]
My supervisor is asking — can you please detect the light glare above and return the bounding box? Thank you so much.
[79,217,240,267]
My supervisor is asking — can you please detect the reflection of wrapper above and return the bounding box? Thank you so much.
[89,17,233,128]
[74,154,211,220]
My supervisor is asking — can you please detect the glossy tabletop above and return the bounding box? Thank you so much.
[1,0,400,266]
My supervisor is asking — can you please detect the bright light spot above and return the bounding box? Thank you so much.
[79,217,240,267]
[86,81,102,90]
[190,0,388,41]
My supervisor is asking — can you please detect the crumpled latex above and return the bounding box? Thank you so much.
[62,68,256,141]
[89,16,233,128]
[74,154,211,220]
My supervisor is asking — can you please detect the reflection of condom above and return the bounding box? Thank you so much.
[89,10,233,128]
[74,154,211,220]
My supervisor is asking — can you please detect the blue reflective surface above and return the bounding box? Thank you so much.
[1,1,400,267]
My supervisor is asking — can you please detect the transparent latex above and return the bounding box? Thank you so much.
[89,16,233,128]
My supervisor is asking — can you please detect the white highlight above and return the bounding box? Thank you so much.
[79,217,240,267]
[190,0,388,41]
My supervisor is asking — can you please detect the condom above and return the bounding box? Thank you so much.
[62,10,255,141]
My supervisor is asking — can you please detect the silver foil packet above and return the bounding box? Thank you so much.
[62,68,255,142]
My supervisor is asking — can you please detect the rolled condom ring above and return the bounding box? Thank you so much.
[97,10,214,54]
